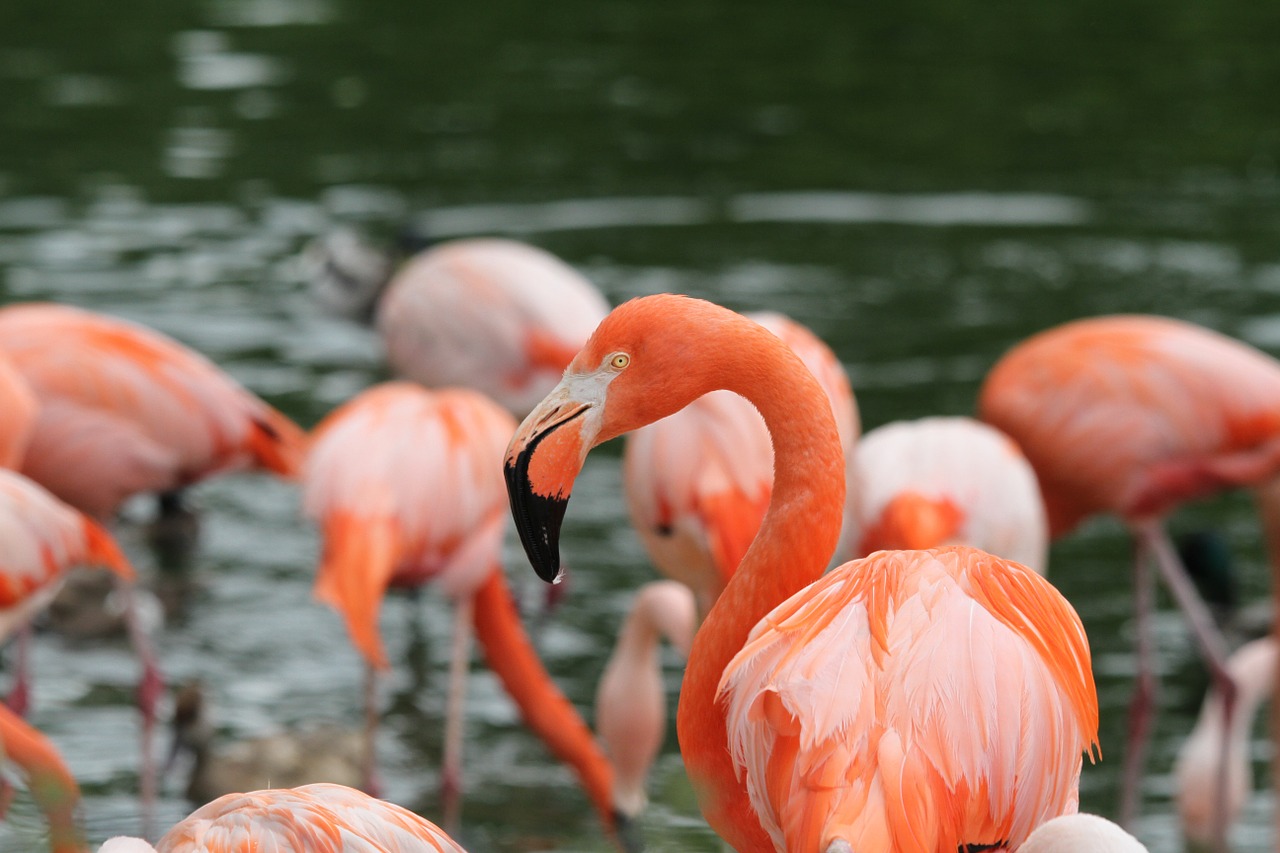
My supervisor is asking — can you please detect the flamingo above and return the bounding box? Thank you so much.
[0,702,84,853]
[978,314,1280,839]
[96,782,467,852]
[1018,814,1149,852]
[1175,635,1276,847]
[302,382,628,845]
[0,467,161,822]
[622,311,858,618]
[309,232,610,417]
[845,416,1048,573]
[0,355,36,469]
[504,294,1099,852]
[0,303,306,520]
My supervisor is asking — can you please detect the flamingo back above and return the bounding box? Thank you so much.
[0,355,36,469]
[980,315,1280,535]
[303,383,515,666]
[376,238,609,416]
[718,546,1097,853]
[848,417,1048,573]
[152,783,467,852]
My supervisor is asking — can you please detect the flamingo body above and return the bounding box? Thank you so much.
[98,783,467,852]
[846,416,1047,573]
[376,239,610,417]
[0,355,36,469]
[0,303,305,518]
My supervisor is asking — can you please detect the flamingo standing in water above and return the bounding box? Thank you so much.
[309,233,610,417]
[302,382,628,845]
[505,295,1099,852]
[845,416,1048,573]
[97,782,467,852]
[0,355,36,469]
[0,702,84,853]
[979,314,1280,839]
[0,303,306,520]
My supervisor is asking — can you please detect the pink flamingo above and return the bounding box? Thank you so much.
[845,416,1048,573]
[505,295,1099,852]
[302,382,627,845]
[979,314,1280,841]
[98,783,467,852]
[0,303,306,520]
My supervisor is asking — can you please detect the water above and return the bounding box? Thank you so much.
[2,0,1280,850]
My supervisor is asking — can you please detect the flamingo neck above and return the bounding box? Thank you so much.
[675,330,845,852]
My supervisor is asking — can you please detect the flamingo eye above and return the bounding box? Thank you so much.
[609,353,630,370]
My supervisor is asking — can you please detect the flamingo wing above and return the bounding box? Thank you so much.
[718,547,1097,853]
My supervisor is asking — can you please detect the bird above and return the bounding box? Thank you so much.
[308,232,611,417]
[504,294,1099,852]
[978,314,1280,837]
[0,467,163,826]
[844,416,1048,573]
[0,702,84,853]
[0,302,307,520]
[1018,814,1149,852]
[1175,635,1276,848]
[302,381,628,845]
[594,580,696,820]
[622,310,858,618]
[164,681,364,806]
[96,782,467,852]
[0,354,36,470]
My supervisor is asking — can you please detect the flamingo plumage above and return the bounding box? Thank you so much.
[505,294,1099,853]
[97,783,467,852]
[0,303,306,519]
[302,381,625,844]
[1018,814,1149,852]
[622,311,858,617]
[979,314,1280,838]
[0,703,84,853]
[0,355,36,470]
[845,416,1048,573]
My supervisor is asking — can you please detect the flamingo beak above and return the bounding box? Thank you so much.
[505,393,595,584]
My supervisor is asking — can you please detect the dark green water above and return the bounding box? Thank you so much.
[2,0,1280,850]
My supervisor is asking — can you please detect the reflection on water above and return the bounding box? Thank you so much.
[2,0,1280,850]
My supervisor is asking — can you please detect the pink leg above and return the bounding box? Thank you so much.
[362,665,382,798]
[1139,522,1235,853]
[118,583,162,840]
[5,625,32,718]
[1120,533,1158,828]
[441,595,474,836]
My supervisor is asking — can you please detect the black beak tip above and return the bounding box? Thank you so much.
[612,810,645,853]
[504,454,569,584]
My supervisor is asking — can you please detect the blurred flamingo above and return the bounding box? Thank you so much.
[0,355,36,470]
[97,782,467,852]
[1019,814,1150,852]
[1175,635,1276,848]
[622,310,858,618]
[303,382,629,846]
[0,303,306,521]
[0,702,84,853]
[0,468,162,829]
[845,415,1048,573]
[979,314,1280,839]
[309,233,610,417]
[505,294,1099,852]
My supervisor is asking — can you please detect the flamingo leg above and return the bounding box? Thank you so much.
[118,582,162,840]
[5,625,32,718]
[1120,533,1158,828]
[441,595,474,836]
[1139,521,1236,853]
[362,664,382,798]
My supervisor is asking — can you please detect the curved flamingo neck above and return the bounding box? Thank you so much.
[674,321,846,853]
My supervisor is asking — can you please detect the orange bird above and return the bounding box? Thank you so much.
[505,295,1099,852]
[846,416,1048,573]
[0,355,36,469]
[0,703,84,853]
[302,382,627,845]
[97,782,467,852]
[0,468,162,827]
[979,314,1280,835]
[0,303,306,519]
[311,234,611,417]
[622,311,858,618]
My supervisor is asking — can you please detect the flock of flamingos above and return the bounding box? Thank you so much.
[2,232,1279,852]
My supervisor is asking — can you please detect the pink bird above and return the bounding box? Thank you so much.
[622,311,858,617]
[0,702,84,853]
[0,468,162,825]
[367,237,609,417]
[97,783,467,852]
[0,355,36,470]
[505,294,1099,852]
[845,416,1048,573]
[979,314,1280,839]
[0,303,307,520]
[302,382,626,844]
